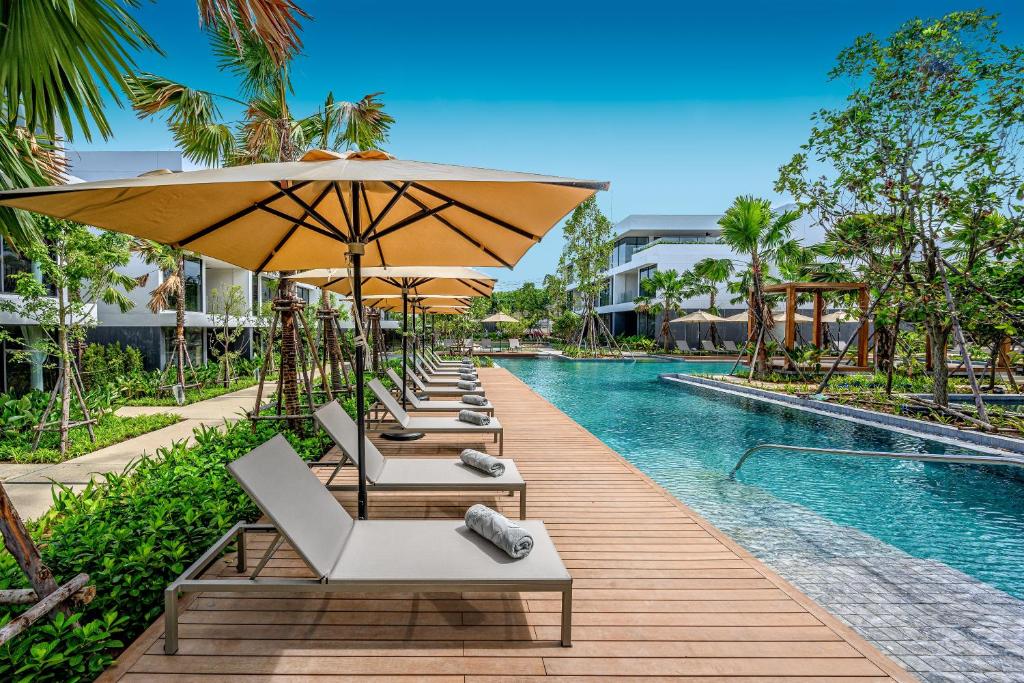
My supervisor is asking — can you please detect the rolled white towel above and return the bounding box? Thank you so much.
[458,409,490,425]
[465,504,532,559]
[457,380,478,390]
[461,394,488,406]
[460,448,505,476]
[459,372,478,381]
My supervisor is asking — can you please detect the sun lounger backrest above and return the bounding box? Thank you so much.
[314,402,387,482]
[405,363,427,390]
[385,368,423,408]
[701,340,716,352]
[724,340,738,352]
[676,340,690,352]
[368,379,411,427]
[227,434,352,579]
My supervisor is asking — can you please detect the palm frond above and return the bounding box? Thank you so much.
[149,274,179,314]
[198,0,307,67]
[207,13,284,96]
[125,73,223,125]
[0,0,158,141]
[0,127,64,249]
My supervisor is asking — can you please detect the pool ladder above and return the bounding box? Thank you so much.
[729,443,1024,478]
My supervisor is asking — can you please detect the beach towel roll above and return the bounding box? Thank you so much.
[460,448,505,476]
[457,380,478,390]
[459,372,478,381]
[461,394,488,406]
[465,504,532,558]
[461,356,471,362]
[458,409,490,425]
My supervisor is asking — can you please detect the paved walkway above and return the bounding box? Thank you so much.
[102,368,912,682]
[0,384,272,521]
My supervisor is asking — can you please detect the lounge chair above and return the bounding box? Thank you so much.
[421,357,464,376]
[509,338,521,351]
[480,339,493,352]
[314,401,523,516]
[675,339,692,354]
[162,434,569,654]
[701,340,724,354]
[406,365,485,398]
[386,368,494,415]
[428,348,465,367]
[723,340,739,353]
[414,359,479,386]
[369,379,503,454]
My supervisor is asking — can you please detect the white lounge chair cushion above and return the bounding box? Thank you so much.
[405,415,502,432]
[377,458,521,486]
[330,520,567,583]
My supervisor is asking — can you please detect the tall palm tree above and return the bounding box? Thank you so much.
[718,196,800,377]
[634,269,688,352]
[125,16,392,424]
[133,240,194,389]
[0,0,157,248]
[692,257,734,345]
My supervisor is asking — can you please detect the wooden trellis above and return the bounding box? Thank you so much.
[32,358,95,452]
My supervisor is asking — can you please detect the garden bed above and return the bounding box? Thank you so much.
[119,377,262,407]
[0,413,182,464]
[0,419,328,682]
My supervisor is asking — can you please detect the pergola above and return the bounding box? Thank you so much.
[760,282,870,368]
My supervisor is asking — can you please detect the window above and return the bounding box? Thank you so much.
[296,286,312,306]
[611,237,649,268]
[598,279,612,307]
[638,266,655,297]
[162,328,204,368]
[254,275,275,314]
[637,311,656,338]
[1,242,31,294]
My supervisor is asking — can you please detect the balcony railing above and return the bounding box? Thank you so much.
[631,236,724,254]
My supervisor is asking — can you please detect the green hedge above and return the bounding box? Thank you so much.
[0,419,328,682]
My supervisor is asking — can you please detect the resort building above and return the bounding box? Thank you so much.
[596,208,826,344]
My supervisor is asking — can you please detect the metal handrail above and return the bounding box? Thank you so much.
[729,443,1024,478]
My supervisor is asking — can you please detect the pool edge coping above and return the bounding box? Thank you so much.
[661,373,1024,456]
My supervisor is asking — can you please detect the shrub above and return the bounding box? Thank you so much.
[80,343,144,391]
[0,419,328,682]
[0,413,181,464]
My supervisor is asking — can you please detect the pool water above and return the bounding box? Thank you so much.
[498,357,1024,598]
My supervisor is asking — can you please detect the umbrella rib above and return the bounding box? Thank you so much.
[456,278,492,297]
[175,181,312,247]
[363,182,410,236]
[255,183,336,273]
[367,201,455,242]
[278,183,347,240]
[409,182,540,242]
[257,204,344,243]
[359,184,388,266]
[332,182,353,239]
[391,186,514,268]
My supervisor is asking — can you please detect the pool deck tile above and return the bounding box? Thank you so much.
[100,367,914,682]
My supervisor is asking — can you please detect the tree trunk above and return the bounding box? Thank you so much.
[277,275,300,429]
[749,251,768,378]
[175,256,186,388]
[661,304,672,352]
[57,292,71,458]
[926,322,950,406]
[988,342,998,391]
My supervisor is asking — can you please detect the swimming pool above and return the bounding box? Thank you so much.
[498,357,1024,599]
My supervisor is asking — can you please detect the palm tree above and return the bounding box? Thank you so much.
[0,1,157,248]
[634,269,689,352]
[718,196,801,377]
[691,257,734,345]
[125,16,392,424]
[133,240,194,390]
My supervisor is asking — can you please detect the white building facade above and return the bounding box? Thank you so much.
[596,209,826,345]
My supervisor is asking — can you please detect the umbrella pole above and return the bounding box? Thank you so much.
[349,246,368,518]
[401,289,409,408]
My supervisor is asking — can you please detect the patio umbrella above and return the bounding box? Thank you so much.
[481,312,519,323]
[0,148,607,520]
[820,310,857,323]
[670,310,726,343]
[291,266,495,409]
[721,311,751,322]
[772,310,813,323]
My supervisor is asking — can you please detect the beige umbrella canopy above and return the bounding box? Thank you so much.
[481,312,519,324]
[0,149,606,272]
[772,310,813,323]
[721,311,751,323]
[291,266,495,298]
[670,310,725,323]
[821,310,857,323]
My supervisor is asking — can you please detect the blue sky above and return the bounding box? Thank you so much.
[75,1,1024,288]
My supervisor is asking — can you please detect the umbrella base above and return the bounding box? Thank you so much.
[381,430,425,441]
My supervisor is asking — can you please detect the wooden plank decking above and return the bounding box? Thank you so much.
[102,367,914,681]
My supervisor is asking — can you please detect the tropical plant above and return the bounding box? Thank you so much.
[556,197,615,356]
[717,196,801,377]
[125,11,393,426]
[208,284,250,386]
[776,9,1024,406]
[634,269,689,352]
[0,219,141,455]
[0,0,157,248]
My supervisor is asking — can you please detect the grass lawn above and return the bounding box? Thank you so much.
[0,412,182,464]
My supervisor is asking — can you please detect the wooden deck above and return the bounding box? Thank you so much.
[102,367,914,682]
